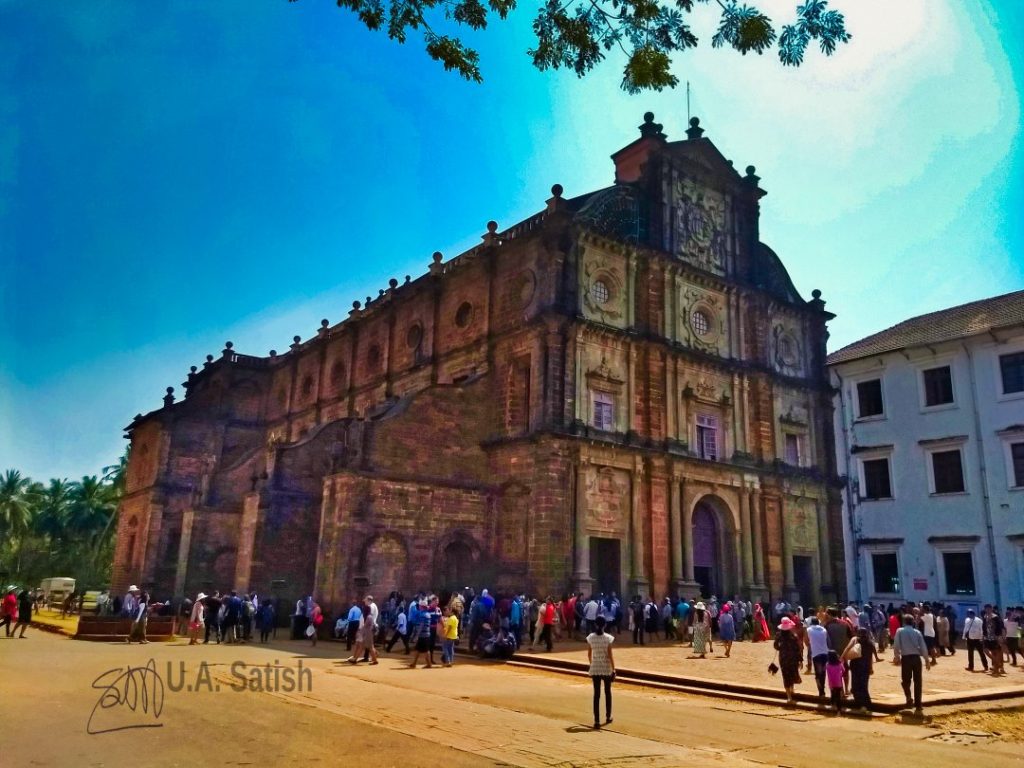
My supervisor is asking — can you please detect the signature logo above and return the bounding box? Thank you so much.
[87,659,165,735]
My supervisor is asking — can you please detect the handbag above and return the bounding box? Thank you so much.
[305,624,316,637]
[846,641,862,660]
[768,651,779,675]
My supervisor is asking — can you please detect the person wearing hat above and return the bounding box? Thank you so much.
[691,602,712,658]
[718,603,736,657]
[123,585,139,619]
[774,616,803,705]
[188,592,207,645]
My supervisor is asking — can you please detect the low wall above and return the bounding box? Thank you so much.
[76,615,177,641]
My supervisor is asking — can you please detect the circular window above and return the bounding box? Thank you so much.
[591,279,611,305]
[330,360,345,384]
[691,309,711,337]
[367,345,381,371]
[406,323,423,350]
[455,302,473,328]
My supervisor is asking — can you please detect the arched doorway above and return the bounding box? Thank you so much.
[439,540,474,591]
[363,534,408,595]
[692,503,719,598]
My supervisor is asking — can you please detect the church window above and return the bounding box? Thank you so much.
[784,433,801,465]
[301,375,314,397]
[406,323,423,350]
[590,279,610,305]
[999,352,1024,394]
[696,414,719,460]
[592,392,615,431]
[691,309,711,338]
[455,302,473,328]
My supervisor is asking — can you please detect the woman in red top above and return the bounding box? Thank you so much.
[888,611,900,660]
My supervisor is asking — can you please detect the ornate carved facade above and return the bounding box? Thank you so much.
[113,113,844,612]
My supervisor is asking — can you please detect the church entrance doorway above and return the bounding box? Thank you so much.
[793,555,814,608]
[440,540,474,592]
[589,537,621,597]
[692,503,719,598]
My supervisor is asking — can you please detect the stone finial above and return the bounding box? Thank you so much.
[404,275,411,284]
[482,220,500,247]
[378,289,385,297]
[366,296,372,305]
[429,251,444,275]
[163,386,175,407]
[546,183,567,214]
[321,318,329,328]
[639,111,666,139]
[685,116,704,140]
[388,278,398,290]
[269,349,277,357]
[224,340,233,350]
[204,354,214,368]
[809,288,826,310]
[291,335,301,350]
[350,300,361,317]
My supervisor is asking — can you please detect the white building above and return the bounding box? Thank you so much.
[828,290,1024,617]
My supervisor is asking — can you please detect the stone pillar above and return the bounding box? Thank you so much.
[628,461,650,598]
[750,489,766,590]
[669,475,684,592]
[574,461,594,595]
[815,498,835,601]
[234,492,262,590]
[173,509,195,597]
[739,486,755,588]
[781,498,797,599]
[678,480,702,596]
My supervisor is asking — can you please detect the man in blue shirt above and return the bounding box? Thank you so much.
[893,614,929,713]
[345,600,362,650]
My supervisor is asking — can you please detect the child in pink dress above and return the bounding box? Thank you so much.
[825,650,845,714]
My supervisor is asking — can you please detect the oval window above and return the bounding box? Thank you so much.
[407,323,423,350]
[691,309,711,337]
[455,302,473,328]
[591,279,611,304]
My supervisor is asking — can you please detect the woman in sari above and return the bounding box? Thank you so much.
[753,603,771,642]
[691,602,713,658]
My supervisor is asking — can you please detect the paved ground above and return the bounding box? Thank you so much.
[529,631,1024,703]
[2,631,1023,768]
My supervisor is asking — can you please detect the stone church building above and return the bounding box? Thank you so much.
[113,114,844,613]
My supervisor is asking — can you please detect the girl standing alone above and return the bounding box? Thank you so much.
[587,616,615,729]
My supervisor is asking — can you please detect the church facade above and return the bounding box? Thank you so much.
[112,114,845,613]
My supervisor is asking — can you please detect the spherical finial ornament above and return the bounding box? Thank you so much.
[389,278,398,289]
[432,251,443,264]
[689,116,700,128]
[321,318,329,328]
[224,340,233,350]
[366,296,372,304]
[746,165,756,176]
[378,289,385,297]
[269,349,277,357]
[643,111,654,123]
[293,335,301,344]
[551,184,563,199]
[404,275,411,283]
[206,354,214,362]
[486,220,498,233]
[166,386,174,394]
[190,365,197,373]
[812,289,822,300]
[352,300,361,310]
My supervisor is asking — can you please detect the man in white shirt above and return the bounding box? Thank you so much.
[962,609,987,672]
[805,617,830,698]
[921,605,937,664]
[584,597,600,633]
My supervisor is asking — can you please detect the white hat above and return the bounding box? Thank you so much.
[196,592,208,601]
[128,585,139,592]
[694,601,706,610]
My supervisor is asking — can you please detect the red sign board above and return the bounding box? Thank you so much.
[913,578,928,591]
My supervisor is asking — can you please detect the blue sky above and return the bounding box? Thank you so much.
[1,1,1021,481]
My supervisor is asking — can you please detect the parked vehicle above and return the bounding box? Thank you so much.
[39,577,76,609]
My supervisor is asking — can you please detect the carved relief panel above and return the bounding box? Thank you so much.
[673,178,729,275]
[770,316,804,377]
[584,466,630,536]
[580,247,628,329]
[678,283,728,356]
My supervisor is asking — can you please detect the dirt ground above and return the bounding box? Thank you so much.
[927,706,1024,742]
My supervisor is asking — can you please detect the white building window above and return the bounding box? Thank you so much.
[855,378,884,419]
[941,551,976,596]
[1000,351,1024,395]
[870,552,901,595]
[696,414,719,460]
[921,365,955,408]
[927,447,966,495]
[1008,441,1024,489]
[859,455,892,500]
[592,392,615,431]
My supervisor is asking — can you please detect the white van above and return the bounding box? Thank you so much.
[39,577,76,608]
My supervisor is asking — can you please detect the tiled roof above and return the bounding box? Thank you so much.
[827,290,1024,365]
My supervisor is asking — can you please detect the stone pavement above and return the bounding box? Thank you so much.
[523,632,1024,705]
[3,631,1023,768]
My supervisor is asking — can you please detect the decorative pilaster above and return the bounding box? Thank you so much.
[739,485,755,587]
[574,461,594,595]
[750,489,766,592]
[781,498,797,601]
[815,498,835,601]
[669,474,684,591]
[173,508,195,597]
[628,459,650,598]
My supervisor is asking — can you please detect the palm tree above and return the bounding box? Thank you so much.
[35,478,73,543]
[102,446,131,497]
[0,469,36,540]
[68,476,117,539]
